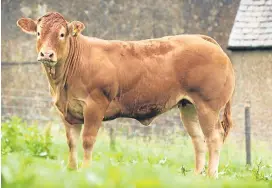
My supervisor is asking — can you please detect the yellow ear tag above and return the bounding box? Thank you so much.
[72,28,78,36]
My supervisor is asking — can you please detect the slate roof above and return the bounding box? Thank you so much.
[228,0,272,50]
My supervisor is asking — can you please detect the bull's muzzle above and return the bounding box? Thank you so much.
[37,50,57,67]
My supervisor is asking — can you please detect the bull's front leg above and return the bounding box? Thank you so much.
[65,123,82,169]
[61,117,82,170]
[81,96,109,168]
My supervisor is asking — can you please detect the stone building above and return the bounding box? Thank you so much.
[228,0,272,143]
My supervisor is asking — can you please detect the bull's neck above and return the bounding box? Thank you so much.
[44,36,82,92]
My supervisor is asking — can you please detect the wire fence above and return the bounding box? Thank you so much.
[2,89,271,143]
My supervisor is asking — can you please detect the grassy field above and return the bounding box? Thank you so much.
[1,117,272,188]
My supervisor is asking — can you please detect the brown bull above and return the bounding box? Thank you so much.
[17,12,235,177]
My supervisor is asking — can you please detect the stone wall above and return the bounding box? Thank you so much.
[1,63,55,121]
[1,0,238,120]
[2,0,239,62]
[4,0,258,140]
[230,51,272,143]
[2,0,272,145]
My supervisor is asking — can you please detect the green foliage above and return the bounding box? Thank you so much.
[251,160,272,181]
[1,117,272,188]
[1,117,25,155]
[1,116,54,158]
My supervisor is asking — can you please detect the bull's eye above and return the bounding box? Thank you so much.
[37,32,40,36]
[60,33,65,38]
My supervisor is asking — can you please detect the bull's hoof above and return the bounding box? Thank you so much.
[194,169,206,176]
[81,161,91,169]
[208,171,218,179]
[67,163,78,171]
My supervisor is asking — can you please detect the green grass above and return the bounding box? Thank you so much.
[1,117,272,188]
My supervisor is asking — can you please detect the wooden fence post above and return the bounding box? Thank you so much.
[109,126,116,151]
[245,101,251,165]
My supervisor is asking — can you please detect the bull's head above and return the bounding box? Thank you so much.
[17,12,85,67]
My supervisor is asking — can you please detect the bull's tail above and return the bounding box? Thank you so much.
[221,100,233,142]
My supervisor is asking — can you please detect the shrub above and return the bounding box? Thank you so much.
[1,116,55,159]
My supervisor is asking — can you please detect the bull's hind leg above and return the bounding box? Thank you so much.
[63,120,82,170]
[195,101,224,178]
[178,100,206,174]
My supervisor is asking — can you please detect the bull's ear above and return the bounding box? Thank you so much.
[68,21,85,37]
[17,18,37,35]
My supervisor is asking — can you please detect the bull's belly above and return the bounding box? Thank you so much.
[65,97,171,125]
[103,102,165,125]
[103,93,188,125]
[63,92,190,125]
